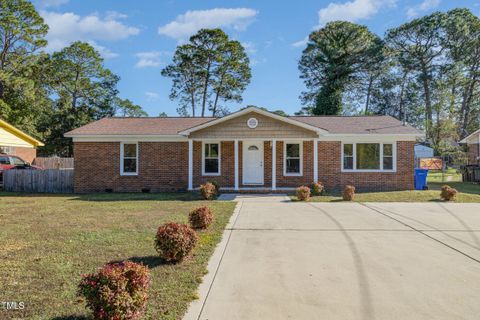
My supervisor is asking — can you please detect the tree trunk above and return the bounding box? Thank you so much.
[190,90,195,117]
[201,62,211,117]
[364,76,373,114]
[421,65,433,138]
[398,70,408,123]
[460,74,478,138]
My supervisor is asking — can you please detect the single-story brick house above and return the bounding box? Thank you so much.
[0,118,44,163]
[65,107,423,193]
[460,129,480,165]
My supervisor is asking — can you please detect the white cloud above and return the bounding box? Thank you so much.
[317,0,396,26]
[89,41,119,59]
[241,41,257,54]
[145,91,159,101]
[292,36,308,48]
[41,11,140,52]
[407,0,440,18]
[135,51,164,68]
[38,0,69,8]
[158,8,258,41]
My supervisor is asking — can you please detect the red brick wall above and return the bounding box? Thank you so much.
[276,141,314,188]
[74,142,188,193]
[12,147,37,163]
[468,143,479,164]
[317,141,415,191]
[73,140,415,193]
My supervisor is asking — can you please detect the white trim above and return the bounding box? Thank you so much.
[214,187,296,191]
[283,141,303,176]
[69,135,188,142]
[320,134,421,142]
[341,141,397,173]
[188,139,193,190]
[120,142,138,176]
[178,106,328,136]
[234,139,239,190]
[313,139,318,182]
[272,139,276,190]
[202,141,221,176]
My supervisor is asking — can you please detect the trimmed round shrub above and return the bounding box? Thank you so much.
[189,206,214,229]
[78,261,150,320]
[296,186,311,201]
[200,182,217,200]
[311,181,324,196]
[343,185,355,201]
[440,185,458,201]
[208,180,220,193]
[155,222,198,263]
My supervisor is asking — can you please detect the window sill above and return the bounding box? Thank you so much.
[202,173,221,176]
[283,173,303,177]
[120,172,138,176]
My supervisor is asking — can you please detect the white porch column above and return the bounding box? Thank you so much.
[272,139,276,190]
[234,139,239,190]
[188,139,193,190]
[313,138,318,183]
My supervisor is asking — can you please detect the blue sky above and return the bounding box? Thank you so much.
[33,0,480,116]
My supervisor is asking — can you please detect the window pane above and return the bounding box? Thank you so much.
[383,157,393,170]
[0,156,9,164]
[356,143,380,170]
[12,157,25,166]
[344,144,353,156]
[286,143,300,158]
[286,159,300,173]
[205,144,219,158]
[344,156,353,170]
[124,144,137,158]
[205,159,219,173]
[383,144,393,156]
[123,159,137,173]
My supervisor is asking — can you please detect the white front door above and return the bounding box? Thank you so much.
[243,141,264,185]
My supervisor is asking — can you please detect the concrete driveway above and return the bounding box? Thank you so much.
[185,196,480,320]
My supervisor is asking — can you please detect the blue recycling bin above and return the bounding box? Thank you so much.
[414,168,429,190]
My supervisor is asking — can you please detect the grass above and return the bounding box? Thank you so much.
[295,182,480,202]
[0,192,236,320]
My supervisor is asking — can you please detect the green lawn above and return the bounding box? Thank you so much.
[0,192,236,320]
[298,182,480,202]
[427,168,462,183]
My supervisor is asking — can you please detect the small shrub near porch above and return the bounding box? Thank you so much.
[343,185,356,201]
[200,182,217,200]
[311,181,324,196]
[296,186,311,201]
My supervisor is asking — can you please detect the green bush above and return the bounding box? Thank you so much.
[189,206,214,229]
[78,261,150,320]
[155,222,198,263]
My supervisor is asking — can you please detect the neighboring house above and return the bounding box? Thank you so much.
[460,129,480,165]
[65,106,423,193]
[0,119,44,163]
[414,144,434,159]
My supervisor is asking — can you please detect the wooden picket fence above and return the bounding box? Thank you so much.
[3,169,74,193]
[33,157,74,169]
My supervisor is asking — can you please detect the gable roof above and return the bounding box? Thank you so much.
[178,107,328,135]
[64,107,424,138]
[0,119,44,147]
[459,129,480,144]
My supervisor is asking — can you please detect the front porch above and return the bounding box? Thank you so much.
[187,139,319,191]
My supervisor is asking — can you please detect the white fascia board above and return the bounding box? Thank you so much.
[69,135,188,142]
[178,106,327,136]
[320,133,424,142]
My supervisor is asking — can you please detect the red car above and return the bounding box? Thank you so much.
[0,154,42,183]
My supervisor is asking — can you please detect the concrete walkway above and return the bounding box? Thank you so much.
[184,196,480,320]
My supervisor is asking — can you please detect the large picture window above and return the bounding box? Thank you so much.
[203,143,220,175]
[121,143,138,175]
[342,143,395,172]
[284,142,302,175]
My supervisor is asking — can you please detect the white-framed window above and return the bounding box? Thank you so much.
[342,142,396,172]
[0,146,15,154]
[120,142,138,176]
[202,142,220,176]
[284,142,303,176]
